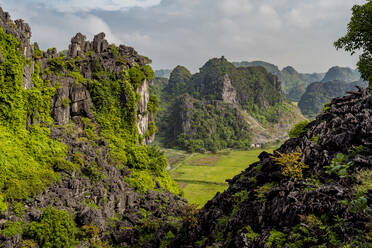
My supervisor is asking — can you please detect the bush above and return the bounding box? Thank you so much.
[271,151,309,178]
[289,121,309,138]
[267,230,287,248]
[27,207,77,248]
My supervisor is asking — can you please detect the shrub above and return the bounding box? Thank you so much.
[288,121,310,138]
[324,153,353,178]
[27,207,77,248]
[267,230,287,248]
[271,151,309,178]
[128,66,146,88]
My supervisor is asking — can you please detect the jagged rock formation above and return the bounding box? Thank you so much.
[0,8,184,248]
[171,87,372,247]
[298,80,368,118]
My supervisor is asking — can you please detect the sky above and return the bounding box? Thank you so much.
[0,0,365,73]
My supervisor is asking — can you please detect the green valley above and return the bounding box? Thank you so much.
[165,148,274,207]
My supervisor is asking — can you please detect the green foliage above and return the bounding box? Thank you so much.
[61,97,71,107]
[128,66,146,88]
[288,121,309,138]
[165,65,192,96]
[354,169,372,195]
[125,169,156,193]
[241,225,259,242]
[271,151,309,178]
[142,65,155,80]
[83,162,105,181]
[324,153,353,178]
[267,230,287,248]
[12,202,26,217]
[159,231,175,248]
[109,45,119,56]
[147,95,159,113]
[0,221,24,237]
[255,183,274,202]
[166,95,251,152]
[334,1,372,87]
[0,194,7,213]
[0,28,69,207]
[311,135,319,144]
[27,207,77,248]
[79,225,111,248]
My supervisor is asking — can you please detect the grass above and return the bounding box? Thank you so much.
[166,148,274,207]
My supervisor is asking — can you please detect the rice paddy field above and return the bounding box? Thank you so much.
[165,148,274,207]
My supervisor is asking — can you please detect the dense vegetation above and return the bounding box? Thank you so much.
[165,94,251,153]
[0,27,70,212]
[0,19,184,247]
[155,57,295,152]
[164,65,191,96]
[234,61,310,101]
[335,0,372,87]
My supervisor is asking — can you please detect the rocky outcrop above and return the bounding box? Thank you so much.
[137,79,155,143]
[0,8,183,247]
[171,87,372,247]
[39,31,154,139]
[0,7,34,89]
[51,79,94,125]
[221,74,238,104]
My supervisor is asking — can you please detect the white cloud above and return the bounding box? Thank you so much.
[22,0,162,12]
[0,0,365,73]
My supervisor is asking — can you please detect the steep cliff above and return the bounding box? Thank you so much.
[171,87,372,248]
[0,8,185,248]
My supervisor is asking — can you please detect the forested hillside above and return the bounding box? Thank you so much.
[154,57,305,152]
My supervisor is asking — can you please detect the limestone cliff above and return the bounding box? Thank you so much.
[0,7,184,248]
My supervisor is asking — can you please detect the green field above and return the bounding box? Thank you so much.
[165,148,274,207]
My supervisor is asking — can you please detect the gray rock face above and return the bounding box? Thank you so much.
[50,77,93,125]
[221,74,238,104]
[68,32,88,57]
[93,32,109,54]
[22,64,34,89]
[136,79,155,144]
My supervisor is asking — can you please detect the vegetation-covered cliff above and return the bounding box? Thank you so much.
[0,8,187,248]
[156,57,305,152]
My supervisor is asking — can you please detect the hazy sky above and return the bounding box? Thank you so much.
[0,0,365,73]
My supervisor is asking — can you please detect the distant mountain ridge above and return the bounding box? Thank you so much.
[153,57,306,152]
[234,60,361,102]
[321,66,360,83]
[298,80,367,118]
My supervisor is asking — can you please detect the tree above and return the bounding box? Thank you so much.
[334,1,372,88]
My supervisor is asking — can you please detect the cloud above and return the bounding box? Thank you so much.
[21,0,162,12]
[0,0,366,73]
